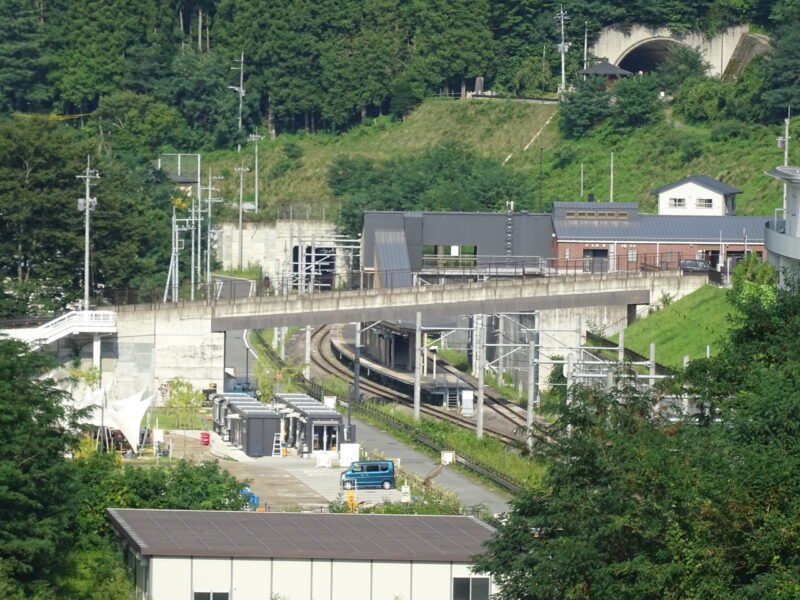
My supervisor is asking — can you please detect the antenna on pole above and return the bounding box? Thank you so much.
[76,156,99,311]
[229,52,245,153]
[555,5,570,97]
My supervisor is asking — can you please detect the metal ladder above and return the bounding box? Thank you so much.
[447,389,459,410]
[504,211,514,261]
[271,433,282,457]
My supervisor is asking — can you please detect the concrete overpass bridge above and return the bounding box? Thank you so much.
[591,24,759,77]
[3,271,707,401]
[101,271,706,399]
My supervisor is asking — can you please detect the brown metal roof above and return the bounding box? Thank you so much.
[107,509,494,562]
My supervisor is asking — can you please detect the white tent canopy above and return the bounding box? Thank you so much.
[69,386,154,452]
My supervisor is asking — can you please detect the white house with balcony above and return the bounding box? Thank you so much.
[765,165,800,285]
[652,175,742,216]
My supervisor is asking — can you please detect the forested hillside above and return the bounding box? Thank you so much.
[2,0,800,315]
[1,0,798,136]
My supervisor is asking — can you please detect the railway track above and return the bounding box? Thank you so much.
[435,360,533,433]
[310,324,524,444]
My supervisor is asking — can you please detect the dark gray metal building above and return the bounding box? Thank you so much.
[229,404,281,457]
[211,394,280,457]
[273,393,343,453]
[361,211,554,287]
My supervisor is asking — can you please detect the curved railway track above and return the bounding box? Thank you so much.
[310,324,525,444]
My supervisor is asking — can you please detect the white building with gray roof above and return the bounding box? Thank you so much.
[108,508,495,600]
[651,175,742,216]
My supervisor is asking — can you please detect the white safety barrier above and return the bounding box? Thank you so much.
[0,310,117,349]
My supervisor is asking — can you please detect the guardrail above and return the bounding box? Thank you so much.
[97,252,691,308]
[0,310,117,347]
[252,331,527,494]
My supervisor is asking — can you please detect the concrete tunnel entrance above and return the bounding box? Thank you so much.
[618,39,683,73]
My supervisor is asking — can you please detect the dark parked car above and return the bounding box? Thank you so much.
[680,259,710,273]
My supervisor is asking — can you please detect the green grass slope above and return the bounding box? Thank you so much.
[612,284,739,369]
[206,99,558,211]
[204,98,791,220]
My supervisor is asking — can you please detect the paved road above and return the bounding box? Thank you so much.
[351,416,511,515]
[214,275,257,391]
[175,430,402,507]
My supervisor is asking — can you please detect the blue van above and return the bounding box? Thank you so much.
[341,460,395,490]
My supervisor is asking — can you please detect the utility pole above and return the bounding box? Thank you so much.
[236,163,250,270]
[555,5,570,97]
[229,53,245,153]
[304,325,312,379]
[526,336,538,449]
[248,129,264,212]
[782,106,791,213]
[413,311,422,421]
[539,147,544,207]
[351,321,361,441]
[610,151,614,202]
[194,155,202,300]
[475,313,485,439]
[583,21,588,71]
[76,156,99,311]
[202,172,224,297]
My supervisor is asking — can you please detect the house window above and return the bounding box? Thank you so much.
[453,577,490,600]
[194,593,229,600]
[696,198,713,209]
[628,249,637,262]
[564,248,570,260]
[668,198,685,208]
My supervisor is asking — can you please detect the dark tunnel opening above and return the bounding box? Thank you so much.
[618,40,682,73]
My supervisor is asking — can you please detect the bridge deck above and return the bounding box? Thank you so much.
[109,271,684,331]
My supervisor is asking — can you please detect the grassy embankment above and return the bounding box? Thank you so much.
[202,98,790,220]
[612,284,739,369]
[214,265,262,279]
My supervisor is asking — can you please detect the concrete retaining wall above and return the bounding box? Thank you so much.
[217,220,339,276]
[111,307,225,401]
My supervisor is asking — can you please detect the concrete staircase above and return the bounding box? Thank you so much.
[1,310,117,349]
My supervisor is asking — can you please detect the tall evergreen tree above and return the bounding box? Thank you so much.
[406,0,494,95]
[0,0,50,112]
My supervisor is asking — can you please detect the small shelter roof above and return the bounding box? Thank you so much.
[581,58,632,77]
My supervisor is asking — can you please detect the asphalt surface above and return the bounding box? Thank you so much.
[351,417,511,515]
[213,275,257,391]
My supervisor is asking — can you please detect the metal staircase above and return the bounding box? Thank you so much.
[447,389,459,410]
[0,311,117,350]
